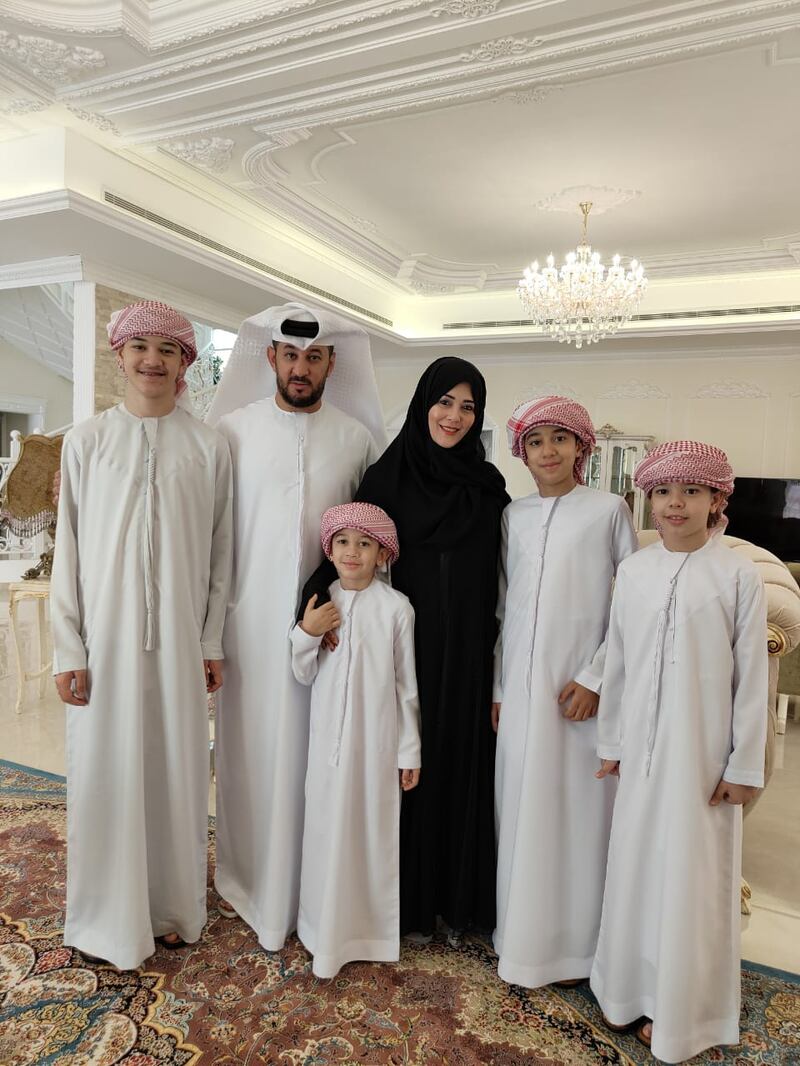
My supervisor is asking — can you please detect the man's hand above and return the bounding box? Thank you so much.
[400,768,420,791]
[709,778,759,806]
[595,759,620,779]
[204,659,223,693]
[300,594,340,638]
[321,630,340,652]
[558,680,599,721]
[55,669,88,706]
[491,702,501,733]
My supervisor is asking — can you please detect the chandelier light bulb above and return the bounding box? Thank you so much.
[518,201,648,348]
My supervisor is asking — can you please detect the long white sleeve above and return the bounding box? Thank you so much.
[492,506,510,702]
[290,624,323,685]
[50,437,87,674]
[394,603,421,769]
[596,571,627,761]
[723,565,769,787]
[200,436,234,660]
[574,498,639,693]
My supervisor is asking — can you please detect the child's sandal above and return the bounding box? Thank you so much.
[635,1020,653,1048]
[157,933,187,950]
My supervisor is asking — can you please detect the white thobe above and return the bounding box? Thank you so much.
[493,486,638,987]
[50,404,233,970]
[214,398,378,950]
[290,579,421,978]
[590,537,768,1064]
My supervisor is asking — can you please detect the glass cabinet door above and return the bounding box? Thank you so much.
[610,444,639,509]
[587,445,603,491]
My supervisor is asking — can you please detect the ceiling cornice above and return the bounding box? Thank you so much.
[43,1,795,139]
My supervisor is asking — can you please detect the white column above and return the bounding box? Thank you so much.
[72,280,96,424]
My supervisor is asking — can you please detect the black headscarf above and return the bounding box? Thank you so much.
[356,357,509,547]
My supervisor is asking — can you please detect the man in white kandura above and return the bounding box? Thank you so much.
[206,301,385,951]
[51,301,233,970]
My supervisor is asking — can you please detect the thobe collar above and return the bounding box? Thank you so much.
[532,483,581,503]
[270,395,327,421]
[117,402,181,423]
[655,535,718,559]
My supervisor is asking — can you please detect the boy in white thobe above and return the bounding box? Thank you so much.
[51,302,233,970]
[493,396,638,989]
[206,304,383,951]
[291,502,420,978]
[591,441,768,1063]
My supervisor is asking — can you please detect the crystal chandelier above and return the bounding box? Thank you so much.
[518,201,647,349]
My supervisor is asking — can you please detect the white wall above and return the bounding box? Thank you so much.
[374,351,800,500]
[0,339,73,439]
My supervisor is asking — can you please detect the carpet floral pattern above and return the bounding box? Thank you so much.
[1,760,798,1065]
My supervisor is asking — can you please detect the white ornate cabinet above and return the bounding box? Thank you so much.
[586,424,654,530]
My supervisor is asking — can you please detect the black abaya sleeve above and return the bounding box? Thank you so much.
[296,556,338,620]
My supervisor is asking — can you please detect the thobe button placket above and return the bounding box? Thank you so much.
[290,425,307,630]
[525,497,560,698]
[142,421,159,652]
[330,595,356,767]
[644,554,690,775]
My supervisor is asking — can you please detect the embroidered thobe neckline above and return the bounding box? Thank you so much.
[643,542,716,774]
[116,404,183,650]
[525,495,561,695]
[290,412,310,630]
[141,417,159,651]
[330,587,358,767]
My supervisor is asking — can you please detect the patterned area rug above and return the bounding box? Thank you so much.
[1,759,798,1065]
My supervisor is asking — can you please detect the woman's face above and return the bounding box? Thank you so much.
[427,381,477,449]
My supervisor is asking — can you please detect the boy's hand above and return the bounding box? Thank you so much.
[559,680,599,721]
[709,778,759,806]
[321,630,340,652]
[204,659,223,693]
[491,702,501,733]
[55,669,88,706]
[400,768,420,791]
[301,594,340,638]
[595,759,620,779]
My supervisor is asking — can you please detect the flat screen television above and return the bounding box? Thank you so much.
[725,478,800,562]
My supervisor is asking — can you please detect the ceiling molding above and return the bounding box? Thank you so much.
[0,254,85,289]
[2,3,799,329]
[164,135,237,174]
[0,392,47,412]
[81,258,248,330]
[230,167,800,289]
[0,30,107,85]
[47,0,518,103]
[0,1,151,43]
[535,185,642,215]
[57,1,796,140]
[0,0,513,49]
[372,337,800,365]
[691,379,770,398]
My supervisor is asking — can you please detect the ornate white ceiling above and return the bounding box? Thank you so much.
[1,0,800,299]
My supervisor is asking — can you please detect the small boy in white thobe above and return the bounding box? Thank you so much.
[51,302,233,970]
[493,396,638,990]
[591,441,768,1063]
[291,501,421,978]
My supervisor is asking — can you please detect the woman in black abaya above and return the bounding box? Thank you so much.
[304,357,509,937]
